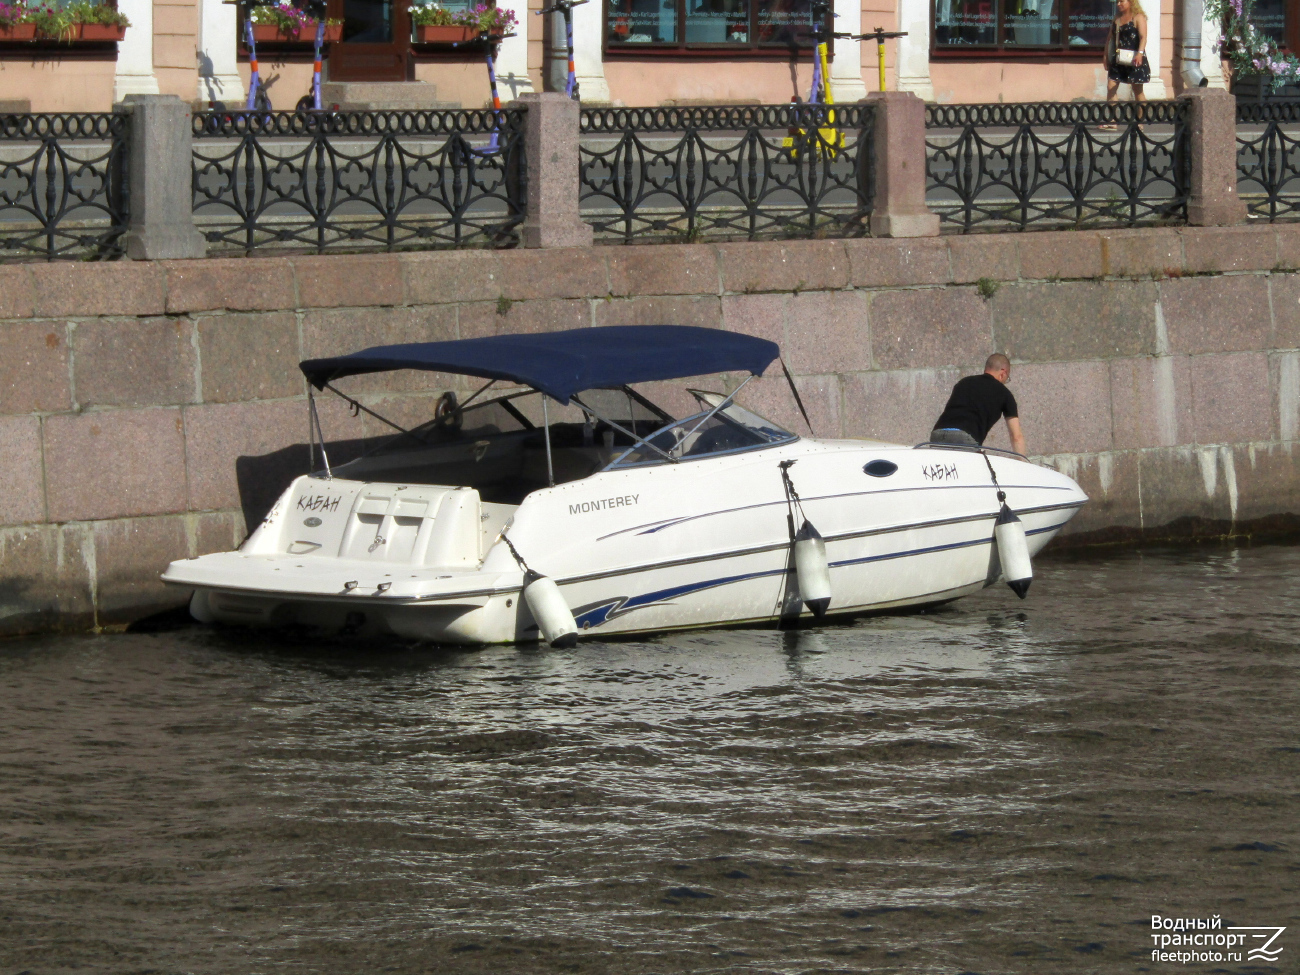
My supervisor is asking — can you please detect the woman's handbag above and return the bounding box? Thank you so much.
[1115,48,1136,66]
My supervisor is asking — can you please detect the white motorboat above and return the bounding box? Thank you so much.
[162,325,1088,646]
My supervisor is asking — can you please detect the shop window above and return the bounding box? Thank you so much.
[1251,0,1297,51]
[932,0,1115,55]
[1253,0,1284,44]
[606,0,823,53]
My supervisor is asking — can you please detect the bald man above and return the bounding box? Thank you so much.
[930,353,1027,457]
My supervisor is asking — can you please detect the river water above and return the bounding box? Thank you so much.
[2,545,1297,975]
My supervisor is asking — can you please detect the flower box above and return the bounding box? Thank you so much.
[76,23,126,40]
[413,24,479,43]
[0,23,37,39]
[251,21,341,43]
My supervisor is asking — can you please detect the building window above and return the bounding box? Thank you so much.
[932,0,1113,55]
[605,0,824,52]
[1251,0,1297,51]
[1253,0,1284,44]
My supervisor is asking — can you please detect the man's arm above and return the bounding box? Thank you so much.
[1006,416,1027,458]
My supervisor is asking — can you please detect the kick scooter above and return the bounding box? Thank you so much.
[214,0,331,115]
[219,0,274,113]
[782,0,850,158]
[455,29,516,153]
[294,0,331,113]
[860,26,908,92]
[536,0,587,99]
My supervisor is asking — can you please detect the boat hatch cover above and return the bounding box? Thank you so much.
[299,325,780,405]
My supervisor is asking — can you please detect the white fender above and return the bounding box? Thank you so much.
[994,504,1032,599]
[793,520,832,617]
[189,589,216,623]
[523,574,579,648]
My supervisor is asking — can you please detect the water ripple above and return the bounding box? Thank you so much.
[2,545,1298,973]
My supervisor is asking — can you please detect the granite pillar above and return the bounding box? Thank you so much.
[865,90,939,238]
[514,92,594,248]
[117,96,207,260]
[1182,87,1247,226]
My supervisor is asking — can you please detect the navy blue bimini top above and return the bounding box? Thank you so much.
[299,325,780,404]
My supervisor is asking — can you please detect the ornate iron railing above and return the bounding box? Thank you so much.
[925,101,1190,232]
[579,104,874,243]
[1236,100,1300,222]
[191,109,526,254]
[0,113,129,261]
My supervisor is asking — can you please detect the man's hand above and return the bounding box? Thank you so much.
[1006,417,1027,458]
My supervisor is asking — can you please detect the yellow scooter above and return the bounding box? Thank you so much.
[782,13,910,159]
[864,25,909,92]
[782,0,847,159]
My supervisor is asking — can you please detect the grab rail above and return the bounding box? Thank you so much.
[913,441,1028,461]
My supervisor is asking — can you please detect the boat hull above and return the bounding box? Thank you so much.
[164,439,1087,644]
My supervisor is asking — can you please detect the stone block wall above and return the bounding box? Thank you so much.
[4,224,1300,635]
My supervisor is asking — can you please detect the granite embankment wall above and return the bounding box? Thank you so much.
[4,224,1300,635]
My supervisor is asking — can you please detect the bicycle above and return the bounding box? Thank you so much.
[536,0,587,100]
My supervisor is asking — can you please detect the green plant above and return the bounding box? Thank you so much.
[496,294,512,316]
[24,4,75,39]
[454,2,516,36]
[249,3,339,33]
[410,2,459,26]
[976,277,1000,300]
[89,3,129,26]
[64,1,129,26]
[1205,0,1300,91]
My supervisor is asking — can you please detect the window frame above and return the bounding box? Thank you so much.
[602,0,833,58]
[930,0,1112,59]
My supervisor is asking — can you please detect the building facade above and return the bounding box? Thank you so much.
[0,0,1293,112]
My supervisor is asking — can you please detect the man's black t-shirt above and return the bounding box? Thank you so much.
[933,374,1018,444]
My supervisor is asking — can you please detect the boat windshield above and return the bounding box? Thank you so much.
[320,385,677,504]
[607,393,796,468]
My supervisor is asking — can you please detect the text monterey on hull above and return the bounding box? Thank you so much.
[162,325,1089,647]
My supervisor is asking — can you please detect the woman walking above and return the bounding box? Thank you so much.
[1104,0,1150,106]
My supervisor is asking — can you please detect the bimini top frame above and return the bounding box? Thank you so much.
[300,325,813,486]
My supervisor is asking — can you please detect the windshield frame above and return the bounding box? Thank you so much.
[602,379,798,470]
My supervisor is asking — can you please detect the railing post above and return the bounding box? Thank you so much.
[1180,88,1247,226]
[864,91,939,238]
[115,94,206,260]
[512,92,593,248]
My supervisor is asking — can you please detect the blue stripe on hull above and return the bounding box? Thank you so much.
[572,519,1070,630]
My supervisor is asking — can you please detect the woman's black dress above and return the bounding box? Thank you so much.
[1108,20,1151,85]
